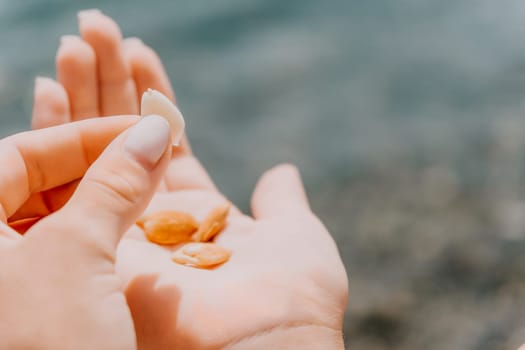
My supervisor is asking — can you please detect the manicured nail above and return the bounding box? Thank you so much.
[34,76,58,96]
[77,9,102,22]
[124,115,171,166]
[34,76,48,89]
[60,35,80,46]
[125,37,144,46]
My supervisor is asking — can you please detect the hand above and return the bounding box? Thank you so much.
[0,115,172,350]
[31,10,348,349]
[32,8,204,193]
[118,165,348,350]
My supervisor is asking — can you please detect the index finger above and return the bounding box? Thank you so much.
[0,116,138,218]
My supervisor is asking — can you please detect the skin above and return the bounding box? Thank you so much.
[0,116,173,350]
[28,10,348,350]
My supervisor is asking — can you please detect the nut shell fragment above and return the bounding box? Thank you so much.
[140,88,185,146]
[192,203,231,242]
[172,242,231,268]
[137,211,198,245]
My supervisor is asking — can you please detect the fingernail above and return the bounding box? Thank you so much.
[77,9,102,22]
[124,115,171,166]
[59,35,79,46]
[34,76,54,95]
[125,37,144,46]
[34,76,48,89]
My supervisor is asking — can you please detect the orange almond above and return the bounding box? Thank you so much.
[172,242,231,268]
[137,211,199,245]
[192,203,231,242]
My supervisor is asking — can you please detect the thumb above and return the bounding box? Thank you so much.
[32,115,172,253]
[251,163,310,220]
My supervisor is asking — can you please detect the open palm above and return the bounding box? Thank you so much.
[117,174,346,349]
[29,10,347,349]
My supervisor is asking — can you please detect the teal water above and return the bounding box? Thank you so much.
[5,0,525,197]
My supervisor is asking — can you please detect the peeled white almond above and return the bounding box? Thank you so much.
[140,88,185,146]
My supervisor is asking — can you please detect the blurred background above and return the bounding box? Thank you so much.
[2,0,525,348]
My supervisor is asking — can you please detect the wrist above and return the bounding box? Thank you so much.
[226,325,345,350]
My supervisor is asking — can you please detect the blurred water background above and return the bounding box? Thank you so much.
[3,0,525,349]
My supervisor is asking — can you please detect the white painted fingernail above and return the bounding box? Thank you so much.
[77,9,103,22]
[60,35,81,46]
[34,76,50,90]
[125,37,144,46]
[124,115,170,167]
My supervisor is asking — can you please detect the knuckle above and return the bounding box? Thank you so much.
[86,165,145,208]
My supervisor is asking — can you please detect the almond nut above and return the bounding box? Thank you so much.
[172,242,231,268]
[192,203,231,242]
[137,211,198,245]
[140,88,185,146]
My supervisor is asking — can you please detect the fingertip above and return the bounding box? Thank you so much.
[31,77,70,129]
[77,8,102,21]
[56,35,96,66]
[78,10,138,116]
[78,9,122,42]
[55,35,99,120]
[268,163,301,179]
[124,38,175,102]
[34,76,60,93]
[255,163,303,194]
[251,163,310,219]
[78,10,125,68]
[123,37,144,47]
